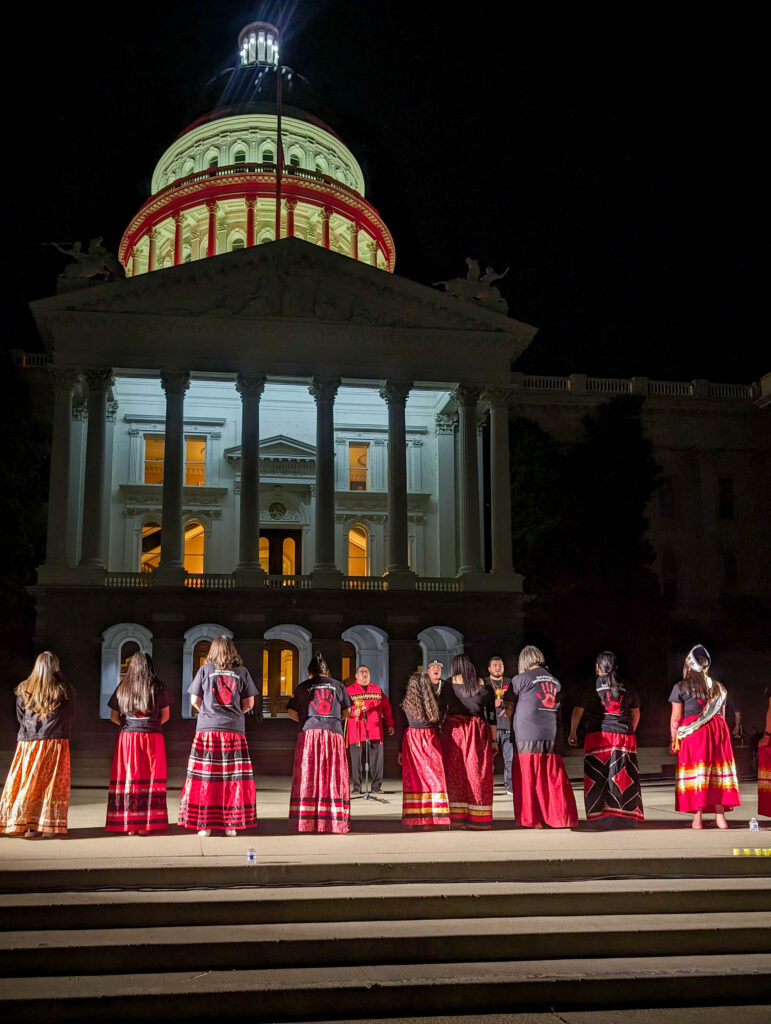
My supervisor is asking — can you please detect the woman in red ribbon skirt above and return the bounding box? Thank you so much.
[504,645,578,829]
[438,654,497,829]
[178,636,260,837]
[669,644,740,829]
[568,650,644,826]
[398,671,450,828]
[0,652,74,837]
[106,652,171,834]
[287,651,352,833]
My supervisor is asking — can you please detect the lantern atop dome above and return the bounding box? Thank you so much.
[238,21,280,67]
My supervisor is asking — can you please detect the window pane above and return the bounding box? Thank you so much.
[144,437,164,484]
[282,537,296,575]
[193,639,210,672]
[140,521,161,573]
[259,536,270,573]
[280,648,293,695]
[349,443,368,491]
[348,525,368,576]
[119,641,140,681]
[184,520,204,574]
[185,438,206,486]
[262,648,269,696]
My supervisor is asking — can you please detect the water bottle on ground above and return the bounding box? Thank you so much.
[748,817,759,832]
[246,844,257,865]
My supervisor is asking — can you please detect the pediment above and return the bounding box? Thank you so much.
[260,435,316,458]
[31,237,535,338]
[225,433,316,470]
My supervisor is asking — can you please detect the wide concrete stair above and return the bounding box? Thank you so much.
[2,863,771,1022]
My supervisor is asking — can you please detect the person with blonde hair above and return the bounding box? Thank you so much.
[504,645,578,828]
[178,636,260,836]
[106,652,172,834]
[0,652,74,837]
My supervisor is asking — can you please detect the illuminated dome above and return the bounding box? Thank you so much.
[120,21,395,276]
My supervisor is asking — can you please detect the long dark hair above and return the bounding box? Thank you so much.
[308,651,329,677]
[596,650,623,701]
[115,652,162,716]
[15,651,70,720]
[451,653,482,697]
[401,672,439,724]
[681,652,710,701]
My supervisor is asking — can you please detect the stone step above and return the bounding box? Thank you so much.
[1,954,769,1021]
[2,878,769,931]
[3,850,771,893]
[2,912,769,977]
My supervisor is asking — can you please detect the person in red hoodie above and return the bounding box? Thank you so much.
[346,665,395,793]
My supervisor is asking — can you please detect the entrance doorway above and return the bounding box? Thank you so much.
[259,529,301,575]
[261,640,299,717]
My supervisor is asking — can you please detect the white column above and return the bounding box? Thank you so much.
[309,376,341,584]
[38,369,79,581]
[455,385,483,575]
[78,368,112,572]
[434,413,457,577]
[379,379,414,584]
[157,370,190,583]
[484,387,515,577]
[235,373,266,582]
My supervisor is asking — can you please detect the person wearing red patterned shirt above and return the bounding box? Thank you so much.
[346,666,395,793]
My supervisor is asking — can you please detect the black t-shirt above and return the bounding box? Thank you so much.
[108,684,173,734]
[579,678,640,735]
[504,668,563,748]
[439,682,496,723]
[16,687,76,742]
[189,663,259,734]
[484,676,513,730]
[288,677,351,735]
[668,681,726,720]
[403,710,437,730]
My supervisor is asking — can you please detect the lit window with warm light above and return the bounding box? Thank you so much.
[348,525,369,576]
[144,437,165,484]
[184,520,204,574]
[140,521,161,573]
[349,443,368,491]
[185,438,206,486]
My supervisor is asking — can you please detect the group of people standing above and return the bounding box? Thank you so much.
[1,639,768,838]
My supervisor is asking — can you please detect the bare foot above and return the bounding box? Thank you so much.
[716,814,728,829]
[691,813,703,830]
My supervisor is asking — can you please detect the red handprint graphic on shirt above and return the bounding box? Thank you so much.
[215,674,237,706]
[536,678,558,709]
[601,692,622,716]
[311,687,334,716]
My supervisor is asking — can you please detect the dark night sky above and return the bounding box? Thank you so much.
[11,1,765,383]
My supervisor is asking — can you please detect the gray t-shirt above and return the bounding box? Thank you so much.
[189,663,259,734]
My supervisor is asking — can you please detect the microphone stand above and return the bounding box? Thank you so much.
[356,703,388,804]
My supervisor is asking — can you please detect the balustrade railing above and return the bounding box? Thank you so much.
[649,380,693,397]
[522,375,569,391]
[156,162,363,204]
[708,382,753,399]
[587,378,631,394]
[343,576,387,591]
[416,578,461,593]
[265,574,312,589]
[184,574,235,589]
[105,573,154,588]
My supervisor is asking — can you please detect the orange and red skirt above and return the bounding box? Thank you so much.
[584,731,644,822]
[675,714,741,813]
[178,730,257,831]
[441,715,493,829]
[759,746,771,817]
[289,728,350,833]
[513,751,579,828]
[0,738,71,835]
[106,731,168,833]
[401,727,450,828]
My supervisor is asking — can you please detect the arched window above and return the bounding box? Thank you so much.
[184,519,205,574]
[231,238,245,251]
[257,227,275,245]
[282,536,296,575]
[207,155,219,169]
[289,154,301,167]
[233,148,246,164]
[341,640,356,685]
[141,521,161,573]
[193,639,210,673]
[315,157,328,175]
[119,641,140,681]
[262,149,275,165]
[348,524,369,576]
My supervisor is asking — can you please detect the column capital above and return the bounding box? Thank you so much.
[379,379,413,407]
[321,206,332,222]
[246,196,258,210]
[173,209,184,223]
[236,373,266,400]
[85,367,113,391]
[308,376,340,404]
[351,221,361,236]
[434,413,457,435]
[482,386,515,409]
[453,384,481,408]
[48,367,80,391]
[160,370,191,396]
[285,196,298,210]
[205,200,217,213]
